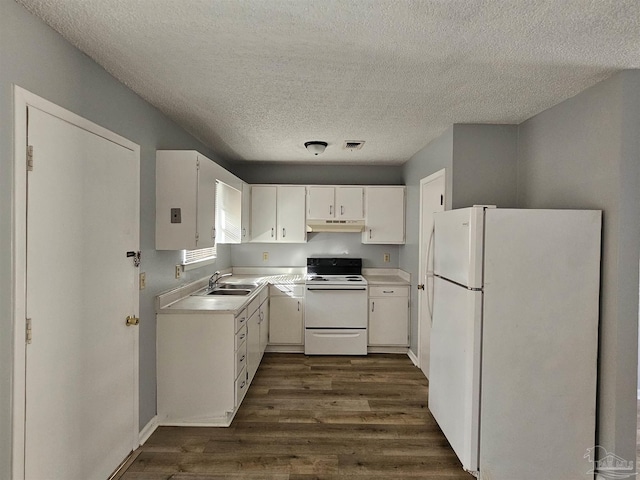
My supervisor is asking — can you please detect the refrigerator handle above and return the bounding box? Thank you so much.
[426,224,435,323]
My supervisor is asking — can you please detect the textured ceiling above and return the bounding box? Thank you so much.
[17,0,640,165]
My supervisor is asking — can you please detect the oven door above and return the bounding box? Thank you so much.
[304,286,368,328]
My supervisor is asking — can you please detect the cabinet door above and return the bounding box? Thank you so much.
[196,156,217,248]
[363,186,405,244]
[241,182,251,243]
[247,309,261,383]
[336,187,363,220]
[156,152,199,250]
[250,186,277,243]
[259,300,269,355]
[369,297,409,346]
[307,186,334,219]
[277,186,306,243]
[269,296,303,344]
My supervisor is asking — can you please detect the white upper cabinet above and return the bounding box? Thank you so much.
[277,186,307,242]
[307,186,364,220]
[336,187,364,220]
[251,185,306,243]
[156,150,217,250]
[250,186,277,243]
[363,186,406,244]
[241,182,251,242]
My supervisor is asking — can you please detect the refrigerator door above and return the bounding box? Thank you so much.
[433,207,484,289]
[429,276,482,473]
[480,209,601,480]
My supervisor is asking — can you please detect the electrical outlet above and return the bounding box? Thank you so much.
[262,252,269,262]
[175,264,182,279]
[139,272,146,290]
[383,253,390,263]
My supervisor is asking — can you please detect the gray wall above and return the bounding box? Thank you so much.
[452,124,518,209]
[399,127,454,353]
[232,233,399,268]
[399,124,519,353]
[0,1,234,474]
[517,70,640,461]
[233,162,403,185]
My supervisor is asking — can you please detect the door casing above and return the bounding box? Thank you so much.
[11,86,140,478]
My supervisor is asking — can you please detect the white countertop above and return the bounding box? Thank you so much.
[156,271,304,315]
[157,267,409,315]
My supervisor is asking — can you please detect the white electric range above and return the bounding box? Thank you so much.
[304,258,368,355]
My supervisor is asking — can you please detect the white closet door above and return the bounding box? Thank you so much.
[25,106,139,480]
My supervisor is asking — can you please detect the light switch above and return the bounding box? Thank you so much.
[170,208,181,223]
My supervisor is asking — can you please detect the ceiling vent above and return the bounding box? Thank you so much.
[343,140,365,150]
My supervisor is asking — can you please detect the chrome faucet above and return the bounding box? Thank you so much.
[209,271,232,289]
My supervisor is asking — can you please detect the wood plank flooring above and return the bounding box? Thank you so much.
[120,353,473,479]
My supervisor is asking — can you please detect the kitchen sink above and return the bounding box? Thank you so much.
[192,282,258,297]
[215,283,259,290]
[208,289,252,296]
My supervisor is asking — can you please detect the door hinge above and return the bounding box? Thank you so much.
[27,145,34,171]
[26,318,32,344]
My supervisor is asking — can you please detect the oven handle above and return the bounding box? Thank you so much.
[306,287,367,291]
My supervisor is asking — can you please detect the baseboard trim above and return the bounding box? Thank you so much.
[407,349,419,367]
[138,415,158,446]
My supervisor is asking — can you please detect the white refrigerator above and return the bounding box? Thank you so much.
[429,206,601,480]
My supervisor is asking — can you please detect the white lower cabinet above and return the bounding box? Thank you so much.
[269,285,304,345]
[368,286,410,346]
[157,286,267,427]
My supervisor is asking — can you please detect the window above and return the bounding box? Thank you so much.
[183,246,216,266]
[215,181,242,244]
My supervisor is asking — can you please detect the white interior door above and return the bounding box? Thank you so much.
[25,106,139,480]
[418,170,445,378]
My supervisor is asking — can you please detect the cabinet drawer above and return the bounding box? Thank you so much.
[235,366,248,405]
[369,286,409,297]
[236,341,247,379]
[270,284,305,297]
[235,308,248,332]
[235,323,247,350]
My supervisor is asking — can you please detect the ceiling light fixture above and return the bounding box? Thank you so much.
[304,141,328,155]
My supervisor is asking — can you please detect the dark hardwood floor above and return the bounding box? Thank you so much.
[120,353,473,479]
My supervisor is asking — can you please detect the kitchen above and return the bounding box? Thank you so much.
[2,1,640,480]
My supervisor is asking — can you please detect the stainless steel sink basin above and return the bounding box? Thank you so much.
[215,283,259,290]
[192,282,258,297]
[208,289,252,296]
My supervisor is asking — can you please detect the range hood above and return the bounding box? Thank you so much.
[306,219,365,233]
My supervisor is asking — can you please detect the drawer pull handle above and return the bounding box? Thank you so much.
[383,290,394,293]
[240,380,246,389]
[239,333,246,340]
[239,317,246,323]
[240,355,245,362]
[371,301,375,312]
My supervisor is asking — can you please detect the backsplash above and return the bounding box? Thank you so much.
[230,232,400,268]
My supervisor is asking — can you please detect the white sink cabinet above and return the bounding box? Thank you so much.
[156,285,267,426]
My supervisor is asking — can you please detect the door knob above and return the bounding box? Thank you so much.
[126,315,139,326]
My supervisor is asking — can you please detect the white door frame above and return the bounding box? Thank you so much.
[11,86,140,478]
[417,169,447,374]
